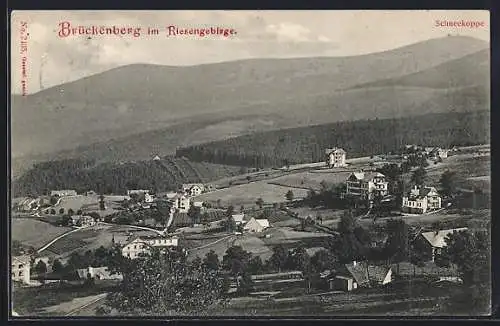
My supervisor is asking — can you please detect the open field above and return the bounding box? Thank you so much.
[12,218,72,249]
[39,195,126,217]
[186,234,236,261]
[425,153,490,188]
[233,235,273,261]
[12,281,116,316]
[268,171,352,191]
[359,209,490,232]
[194,181,309,207]
[42,224,158,258]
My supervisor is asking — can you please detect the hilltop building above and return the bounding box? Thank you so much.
[325,147,347,168]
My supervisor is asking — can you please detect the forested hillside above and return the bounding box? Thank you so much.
[12,157,242,197]
[176,111,490,168]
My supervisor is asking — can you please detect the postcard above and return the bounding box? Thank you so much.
[10,10,490,317]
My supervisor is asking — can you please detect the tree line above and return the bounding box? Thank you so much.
[12,157,240,197]
[176,111,489,168]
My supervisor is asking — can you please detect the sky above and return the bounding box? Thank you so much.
[11,10,489,94]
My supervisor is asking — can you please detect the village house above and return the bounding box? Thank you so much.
[13,197,40,212]
[421,228,468,262]
[243,218,270,233]
[12,255,31,284]
[325,147,347,168]
[330,261,393,292]
[344,171,388,201]
[50,189,77,197]
[232,213,245,225]
[182,184,205,197]
[144,193,154,203]
[69,215,96,227]
[76,266,123,280]
[402,185,442,214]
[425,147,449,160]
[170,193,191,213]
[121,235,179,259]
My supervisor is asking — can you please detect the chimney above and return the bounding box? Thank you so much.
[352,260,357,267]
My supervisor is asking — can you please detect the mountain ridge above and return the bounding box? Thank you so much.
[11,35,489,175]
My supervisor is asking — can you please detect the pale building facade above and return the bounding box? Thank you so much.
[402,185,442,214]
[12,256,30,284]
[344,172,388,201]
[325,148,347,168]
[121,236,179,259]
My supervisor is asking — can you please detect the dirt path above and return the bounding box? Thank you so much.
[187,234,235,253]
[37,226,87,253]
[39,292,108,316]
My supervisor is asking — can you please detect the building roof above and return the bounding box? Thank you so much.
[349,171,385,181]
[405,186,439,199]
[76,266,122,279]
[421,228,468,248]
[325,147,346,155]
[232,213,245,223]
[12,255,30,265]
[123,235,178,247]
[341,261,391,286]
[182,183,204,189]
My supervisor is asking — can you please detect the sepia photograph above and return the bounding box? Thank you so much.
[9,10,491,317]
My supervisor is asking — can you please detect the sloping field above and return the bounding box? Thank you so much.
[12,218,72,249]
[234,235,273,261]
[54,195,98,212]
[194,181,309,207]
[42,224,158,258]
[268,171,352,191]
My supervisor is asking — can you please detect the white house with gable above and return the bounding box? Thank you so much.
[325,147,347,168]
[402,185,442,214]
[121,235,179,259]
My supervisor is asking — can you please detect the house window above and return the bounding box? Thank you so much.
[19,271,23,276]
[18,264,23,269]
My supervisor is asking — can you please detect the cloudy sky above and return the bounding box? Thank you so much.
[11,10,489,94]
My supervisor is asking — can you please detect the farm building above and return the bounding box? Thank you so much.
[330,261,393,292]
[325,147,347,168]
[182,184,205,197]
[69,215,96,227]
[421,228,468,262]
[50,190,77,197]
[11,255,31,284]
[232,213,245,225]
[121,235,179,259]
[243,218,270,233]
[170,194,191,213]
[76,266,123,280]
[402,185,442,214]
